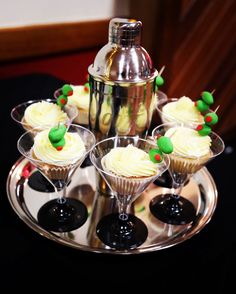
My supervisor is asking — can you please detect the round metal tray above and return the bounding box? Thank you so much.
[7,157,217,254]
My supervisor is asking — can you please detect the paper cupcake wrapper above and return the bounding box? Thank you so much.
[107,174,156,201]
[169,153,210,174]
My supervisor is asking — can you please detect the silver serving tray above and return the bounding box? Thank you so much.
[7,157,217,254]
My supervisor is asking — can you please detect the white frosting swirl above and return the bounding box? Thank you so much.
[165,126,211,157]
[102,144,158,177]
[68,85,89,110]
[24,101,68,128]
[33,129,86,166]
[162,96,204,124]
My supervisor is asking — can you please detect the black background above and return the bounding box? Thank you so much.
[0,74,235,291]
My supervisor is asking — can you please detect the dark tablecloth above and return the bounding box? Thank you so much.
[0,74,235,290]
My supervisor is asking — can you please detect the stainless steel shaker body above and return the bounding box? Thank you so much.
[88,18,158,141]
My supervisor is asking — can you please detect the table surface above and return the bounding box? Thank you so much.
[0,74,235,290]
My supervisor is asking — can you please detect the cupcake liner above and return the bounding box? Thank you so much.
[104,172,157,203]
[169,152,211,174]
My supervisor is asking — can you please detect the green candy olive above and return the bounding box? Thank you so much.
[48,125,67,143]
[57,95,68,107]
[204,112,218,125]
[201,91,214,105]
[51,137,65,149]
[155,76,164,87]
[149,148,163,163]
[197,124,211,136]
[62,84,73,96]
[157,136,173,154]
[195,100,209,112]
[83,83,90,93]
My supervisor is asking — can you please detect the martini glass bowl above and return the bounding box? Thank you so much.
[90,136,169,250]
[150,122,224,225]
[17,124,95,232]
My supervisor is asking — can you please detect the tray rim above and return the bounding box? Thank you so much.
[6,156,218,255]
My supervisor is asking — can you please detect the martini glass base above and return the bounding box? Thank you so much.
[96,213,148,250]
[28,171,55,193]
[37,198,88,232]
[149,194,196,225]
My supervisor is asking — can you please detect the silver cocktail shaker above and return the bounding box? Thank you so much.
[87,19,158,243]
[88,18,158,141]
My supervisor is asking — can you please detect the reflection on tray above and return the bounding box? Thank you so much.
[7,157,217,254]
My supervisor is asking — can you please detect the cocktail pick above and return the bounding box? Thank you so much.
[149,135,173,163]
[196,104,219,136]
[48,124,67,151]
[57,95,68,107]
[157,136,173,154]
[195,100,209,112]
[204,112,218,125]
[149,148,163,163]
[155,66,165,87]
[195,89,215,113]
[57,84,73,108]
[196,124,211,136]
[201,91,214,105]
[62,84,73,96]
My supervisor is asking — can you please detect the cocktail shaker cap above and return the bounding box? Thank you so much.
[88,18,157,85]
[109,18,142,46]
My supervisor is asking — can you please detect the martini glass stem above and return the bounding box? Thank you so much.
[170,172,188,199]
[117,195,131,221]
[53,180,67,203]
[116,194,133,237]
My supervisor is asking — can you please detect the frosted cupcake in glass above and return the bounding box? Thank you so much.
[90,136,169,250]
[54,83,90,126]
[11,98,78,133]
[150,122,224,225]
[17,123,96,232]
[157,91,215,127]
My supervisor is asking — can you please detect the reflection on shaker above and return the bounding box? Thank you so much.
[115,105,131,135]
[90,93,97,129]
[135,103,148,133]
[99,97,112,135]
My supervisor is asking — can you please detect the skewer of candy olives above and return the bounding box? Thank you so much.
[149,136,173,163]
[57,84,73,107]
[48,124,67,151]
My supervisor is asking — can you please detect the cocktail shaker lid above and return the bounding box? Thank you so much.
[88,18,157,85]
[109,18,142,46]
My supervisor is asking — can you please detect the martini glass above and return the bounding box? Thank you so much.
[156,90,167,103]
[150,122,224,225]
[17,124,96,232]
[90,136,169,250]
[155,96,212,188]
[11,98,78,192]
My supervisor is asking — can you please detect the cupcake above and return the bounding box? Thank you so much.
[101,144,160,196]
[161,96,204,125]
[31,125,86,181]
[164,126,212,174]
[67,84,90,125]
[22,100,69,132]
